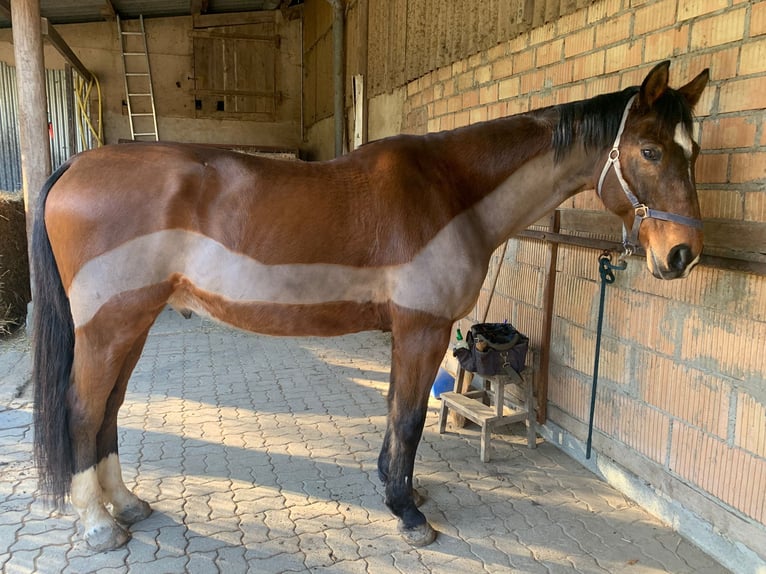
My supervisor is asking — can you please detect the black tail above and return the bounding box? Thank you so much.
[32,161,75,504]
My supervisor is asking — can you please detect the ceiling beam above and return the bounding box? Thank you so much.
[100,0,117,21]
[190,0,208,15]
[41,18,94,82]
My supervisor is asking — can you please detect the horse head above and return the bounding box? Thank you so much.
[596,61,709,279]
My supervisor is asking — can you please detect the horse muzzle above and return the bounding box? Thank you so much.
[647,242,701,279]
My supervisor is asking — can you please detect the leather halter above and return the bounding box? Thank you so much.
[596,94,703,255]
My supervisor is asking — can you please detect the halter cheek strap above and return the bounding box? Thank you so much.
[596,94,703,254]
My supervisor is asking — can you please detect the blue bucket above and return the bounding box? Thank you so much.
[431,368,455,399]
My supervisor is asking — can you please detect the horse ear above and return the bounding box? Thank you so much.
[677,68,710,109]
[639,60,671,108]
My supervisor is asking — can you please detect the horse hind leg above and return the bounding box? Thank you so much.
[69,297,165,551]
[96,327,154,526]
[380,309,451,547]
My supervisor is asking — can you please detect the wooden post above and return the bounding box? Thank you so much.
[11,0,51,309]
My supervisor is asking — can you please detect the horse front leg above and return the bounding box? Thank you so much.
[380,309,451,546]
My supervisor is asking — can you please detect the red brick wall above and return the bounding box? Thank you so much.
[397,0,765,556]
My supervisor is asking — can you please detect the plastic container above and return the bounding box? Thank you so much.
[431,368,455,399]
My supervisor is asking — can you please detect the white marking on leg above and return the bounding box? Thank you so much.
[97,453,141,516]
[71,467,112,532]
[72,466,131,549]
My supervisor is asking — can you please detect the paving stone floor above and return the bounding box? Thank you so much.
[0,309,729,573]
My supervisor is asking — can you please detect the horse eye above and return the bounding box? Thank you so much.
[641,148,661,162]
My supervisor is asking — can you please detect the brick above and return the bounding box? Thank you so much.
[604,290,675,356]
[691,9,747,50]
[644,25,690,62]
[584,75,620,97]
[605,41,643,74]
[594,13,631,47]
[634,0,677,35]
[461,88,480,109]
[744,191,766,222]
[637,353,730,438]
[572,51,605,81]
[529,22,556,46]
[588,0,622,23]
[680,308,766,380]
[491,57,514,80]
[753,0,766,36]
[697,189,743,220]
[555,84,586,104]
[700,117,758,150]
[447,94,462,113]
[735,393,766,458]
[487,42,507,62]
[486,101,508,120]
[512,49,535,74]
[670,425,766,523]
[432,98,447,117]
[469,106,487,124]
[730,152,766,183]
[677,0,728,21]
[498,76,520,100]
[720,77,766,112]
[457,71,474,91]
[687,45,739,80]
[536,38,563,67]
[564,27,595,58]
[475,64,492,85]
[740,38,766,75]
[695,153,729,184]
[453,110,470,128]
[557,7,587,34]
[520,69,547,96]
[479,84,498,105]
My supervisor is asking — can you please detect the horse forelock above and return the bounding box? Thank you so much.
[550,87,640,163]
[647,87,696,140]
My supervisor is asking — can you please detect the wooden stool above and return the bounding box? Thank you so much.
[438,365,536,462]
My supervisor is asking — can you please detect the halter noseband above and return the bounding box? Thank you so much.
[596,94,703,255]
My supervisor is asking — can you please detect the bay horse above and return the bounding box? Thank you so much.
[32,61,708,551]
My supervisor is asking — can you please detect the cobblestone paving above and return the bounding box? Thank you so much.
[0,309,728,573]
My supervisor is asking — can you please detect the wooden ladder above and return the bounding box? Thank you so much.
[117,15,159,141]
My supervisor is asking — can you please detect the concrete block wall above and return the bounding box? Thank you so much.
[398,0,765,567]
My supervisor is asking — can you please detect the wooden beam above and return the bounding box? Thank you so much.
[100,0,117,21]
[0,0,11,20]
[190,0,208,15]
[11,0,52,310]
[40,17,94,82]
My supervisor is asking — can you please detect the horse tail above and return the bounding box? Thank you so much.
[31,160,75,504]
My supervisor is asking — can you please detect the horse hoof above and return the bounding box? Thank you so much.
[85,521,131,552]
[113,499,152,525]
[398,521,437,547]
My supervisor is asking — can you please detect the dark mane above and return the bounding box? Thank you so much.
[548,84,697,163]
[549,87,639,163]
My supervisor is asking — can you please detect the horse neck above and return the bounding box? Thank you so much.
[436,114,599,251]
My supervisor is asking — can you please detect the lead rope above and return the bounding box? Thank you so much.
[586,251,627,459]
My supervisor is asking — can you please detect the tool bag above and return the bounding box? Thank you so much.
[453,323,529,376]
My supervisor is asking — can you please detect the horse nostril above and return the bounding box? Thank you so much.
[668,244,693,271]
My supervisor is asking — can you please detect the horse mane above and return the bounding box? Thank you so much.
[549,87,639,163]
[548,84,696,164]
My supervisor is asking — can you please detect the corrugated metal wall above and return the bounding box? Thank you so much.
[0,62,21,192]
[0,62,91,193]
